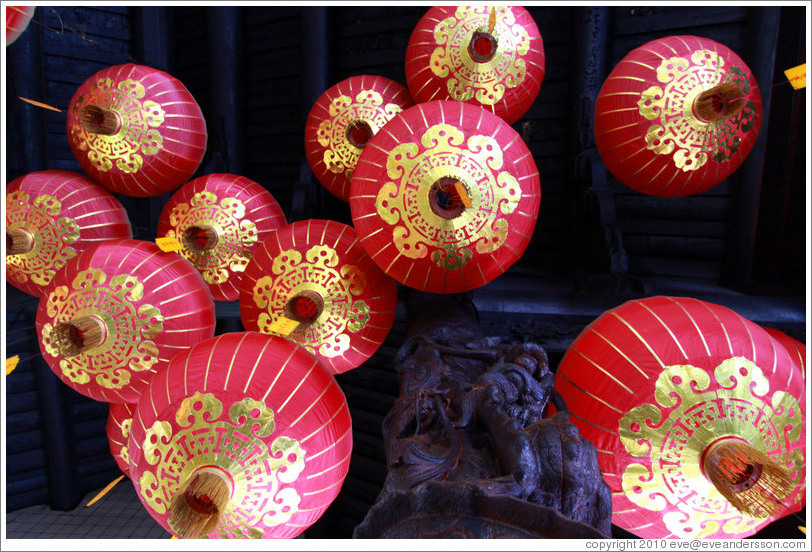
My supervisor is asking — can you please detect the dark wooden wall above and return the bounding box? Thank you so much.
[4,4,806,539]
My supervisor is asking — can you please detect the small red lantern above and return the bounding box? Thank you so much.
[594,35,762,197]
[36,239,216,404]
[350,100,540,294]
[6,170,132,297]
[6,5,35,46]
[157,173,288,301]
[127,332,353,538]
[66,63,207,197]
[305,75,414,202]
[239,219,397,375]
[405,5,545,124]
[554,296,805,539]
[107,402,137,477]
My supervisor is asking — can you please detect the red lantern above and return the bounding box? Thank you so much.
[35,239,216,404]
[107,402,137,477]
[239,219,397,375]
[304,75,414,202]
[594,35,762,197]
[405,5,545,124]
[127,332,353,538]
[763,327,806,381]
[554,296,805,539]
[6,170,132,297]
[156,173,288,302]
[66,63,207,197]
[350,100,540,294]
[6,5,34,46]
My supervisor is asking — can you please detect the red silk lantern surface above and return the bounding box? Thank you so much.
[36,239,216,403]
[128,332,353,538]
[763,327,806,381]
[66,63,207,197]
[554,296,806,539]
[6,170,132,297]
[107,402,137,477]
[350,100,540,294]
[594,35,762,197]
[239,219,397,375]
[305,75,414,202]
[405,5,545,124]
[6,5,35,46]
[157,173,288,301]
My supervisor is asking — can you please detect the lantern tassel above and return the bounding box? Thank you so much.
[168,469,232,538]
[49,316,106,357]
[703,439,793,519]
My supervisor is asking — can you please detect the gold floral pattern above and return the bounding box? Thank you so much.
[41,268,163,390]
[165,191,258,284]
[138,392,306,537]
[619,358,804,538]
[70,77,165,174]
[637,50,758,172]
[375,123,521,270]
[252,245,369,358]
[431,6,530,105]
[6,190,79,287]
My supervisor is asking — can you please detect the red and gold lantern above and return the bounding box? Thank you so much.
[6,5,35,46]
[128,332,353,538]
[107,402,137,477]
[305,75,414,202]
[36,239,216,404]
[66,63,207,197]
[6,170,132,297]
[350,100,540,294]
[157,173,288,301]
[594,35,762,197]
[239,219,397,375]
[405,5,545,124]
[554,296,805,539]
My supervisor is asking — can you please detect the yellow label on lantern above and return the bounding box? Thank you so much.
[156,236,182,252]
[269,316,300,336]
[784,64,806,89]
[6,355,20,375]
[454,181,473,209]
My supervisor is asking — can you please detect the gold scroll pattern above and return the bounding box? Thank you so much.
[41,268,164,390]
[317,90,405,182]
[166,191,258,284]
[431,6,530,105]
[118,416,132,467]
[637,49,758,172]
[375,123,521,270]
[253,245,369,358]
[619,358,804,538]
[70,78,166,174]
[6,190,79,286]
[138,392,306,537]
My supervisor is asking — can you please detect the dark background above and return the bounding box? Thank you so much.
[4,5,807,539]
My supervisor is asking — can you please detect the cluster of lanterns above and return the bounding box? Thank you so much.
[5,4,805,541]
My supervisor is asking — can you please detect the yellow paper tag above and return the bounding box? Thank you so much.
[156,236,182,252]
[6,355,20,375]
[19,97,62,112]
[784,63,806,89]
[488,7,496,34]
[270,316,300,336]
[454,181,473,209]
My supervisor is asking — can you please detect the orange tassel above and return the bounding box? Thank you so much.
[86,475,126,507]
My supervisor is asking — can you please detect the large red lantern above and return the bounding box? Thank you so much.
[405,5,545,124]
[35,239,216,404]
[128,332,353,538]
[594,35,762,197]
[6,170,132,297]
[107,402,137,477]
[350,100,540,294]
[66,63,207,197]
[239,219,397,375]
[6,5,35,46]
[304,75,414,202]
[554,296,805,539]
[156,173,288,301]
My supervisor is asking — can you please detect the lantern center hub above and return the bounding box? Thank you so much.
[79,104,122,136]
[286,290,324,326]
[346,119,374,148]
[182,224,219,252]
[169,466,234,538]
[469,30,498,63]
[429,177,469,220]
[50,315,108,357]
[692,82,745,124]
[7,227,35,255]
